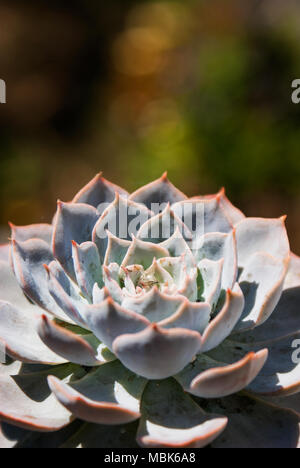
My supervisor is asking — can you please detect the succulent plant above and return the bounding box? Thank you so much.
[0,173,299,448]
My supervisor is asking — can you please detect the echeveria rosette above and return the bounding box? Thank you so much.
[0,173,299,448]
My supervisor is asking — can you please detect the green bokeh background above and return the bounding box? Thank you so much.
[0,0,300,253]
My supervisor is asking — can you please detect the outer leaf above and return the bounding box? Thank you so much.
[0,260,41,315]
[208,334,300,397]
[176,351,268,399]
[37,315,105,367]
[200,284,244,352]
[11,238,65,318]
[129,173,187,209]
[0,301,66,365]
[137,378,227,448]
[285,253,300,289]
[232,253,300,344]
[10,223,53,245]
[172,197,233,241]
[235,252,289,331]
[235,217,290,267]
[49,360,147,425]
[72,173,128,211]
[191,188,245,225]
[0,364,84,431]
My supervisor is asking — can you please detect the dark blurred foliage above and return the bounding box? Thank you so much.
[0,0,300,253]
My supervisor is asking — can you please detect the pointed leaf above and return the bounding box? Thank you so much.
[102,265,123,303]
[159,227,195,266]
[11,238,66,318]
[233,252,300,343]
[247,332,300,396]
[53,201,99,279]
[46,263,87,327]
[195,231,237,290]
[92,194,150,262]
[137,204,191,244]
[235,217,290,267]
[10,223,53,245]
[121,237,169,269]
[235,252,289,331]
[159,300,210,333]
[207,333,300,397]
[103,230,131,266]
[73,173,128,211]
[191,188,245,225]
[130,173,187,210]
[172,197,233,245]
[37,315,105,366]
[197,258,224,307]
[72,241,103,299]
[200,284,244,352]
[49,360,147,425]
[82,298,150,350]
[121,286,184,323]
[176,351,268,398]
[92,284,110,304]
[113,323,201,379]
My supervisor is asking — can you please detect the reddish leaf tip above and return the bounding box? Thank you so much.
[43,263,50,274]
[41,314,48,323]
[161,171,168,181]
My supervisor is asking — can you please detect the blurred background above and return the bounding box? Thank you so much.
[0,0,300,253]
